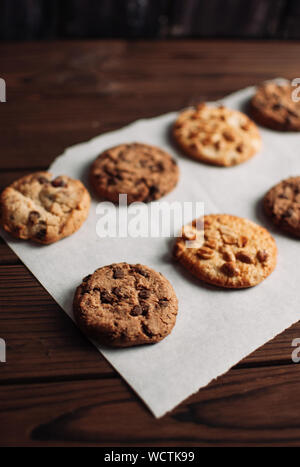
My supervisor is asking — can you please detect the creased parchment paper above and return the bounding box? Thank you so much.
[2,84,300,418]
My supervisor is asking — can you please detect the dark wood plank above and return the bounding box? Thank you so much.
[1,40,300,170]
[0,265,114,382]
[169,0,286,38]
[1,363,300,446]
[3,0,300,40]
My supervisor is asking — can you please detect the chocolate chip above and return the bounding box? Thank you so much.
[100,291,114,304]
[52,177,67,188]
[142,304,150,315]
[112,287,125,298]
[139,288,150,300]
[36,228,47,240]
[38,176,49,185]
[133,266,149,278]
[283,208,294,218]
[272,104,282,111]
[107,177,116,186]
[113,268,124,279]
[83,275,92,282]
[151,162,164,173]
[28,211,40,224]
[131,305,143,316]
[148,185,159,199]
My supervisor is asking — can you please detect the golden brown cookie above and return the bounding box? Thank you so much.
[173,214,277,289]
[173,104,262,167]
[0,172,90,244]
[264,176,300,237]
[250,81,300,132]
[73,263,178,348]
[90,143,179,204]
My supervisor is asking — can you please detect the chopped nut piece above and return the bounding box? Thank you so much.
[221,262,238,277]
[236,251,253,264]
[204,238,217,250]
[220,247,235,262]
[257,250,269,263]
[197,247,215,260]
[239,236,249,248]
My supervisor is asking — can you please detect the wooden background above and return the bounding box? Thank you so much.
[1,0,300,40]
[1,39,300,446]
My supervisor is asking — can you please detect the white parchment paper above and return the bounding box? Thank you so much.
[2,84,300,417]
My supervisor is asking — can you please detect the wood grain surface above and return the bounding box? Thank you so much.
[1,40,300,447]
[1,0,300,40]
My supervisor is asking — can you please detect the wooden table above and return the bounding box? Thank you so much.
[1,40,300,447]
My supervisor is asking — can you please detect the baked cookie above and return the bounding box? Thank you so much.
[250,81,300,132]
[264,176,300,237]
[73,263,178,348]
[173,104,262,167]
[0,172,90,244]
[173,214,277,289]
[90,143,179,204]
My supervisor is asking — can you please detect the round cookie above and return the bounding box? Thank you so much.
[73,263,178,348]
[250,81,300,132]
[90,143,179,204]
[264,176,300,237]
[173,104,262,167]
[173,214,277,289]
[0,172,91,244]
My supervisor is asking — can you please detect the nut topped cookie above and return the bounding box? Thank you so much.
[173,214,277,288]
[73,263,178,347]
[0,172,90,244]
[90,143,179,204]
[173,104,262,167]
[264,176,300,237]
[250,81,300,132]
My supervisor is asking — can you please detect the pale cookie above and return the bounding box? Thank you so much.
[90,143,179,204]
[173,214,277,289]
[173,103,262,167]
[73,263,178,348]
[0,172,91,244]
[264,176,300,237]
[250,81,300,132]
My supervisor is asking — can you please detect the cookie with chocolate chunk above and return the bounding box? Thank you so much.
[90,143,179,204]
[264,176,300,237]
[250,81,300,132]
[173,104,261,167]
[0,172,90,244]
[73,263,178,347]
[173,214,277,289]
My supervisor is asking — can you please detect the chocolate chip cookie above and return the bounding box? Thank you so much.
[173,104,262,167]
[264,177,300,237]
[73,263,178,347]
[0,172,91,244]
[250,82,300,131]
[173,214,277,288]
[90,143,179,204]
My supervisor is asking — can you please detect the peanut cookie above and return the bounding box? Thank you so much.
[73,263,178,347]
[250,82,300,132]
[0,172,91,244]
[173,104,262,167]
[90,143,179,204]
[173,214,277,289]
[264,177,300,237]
